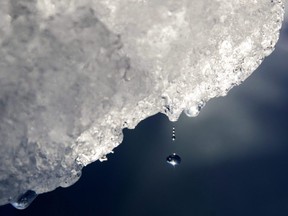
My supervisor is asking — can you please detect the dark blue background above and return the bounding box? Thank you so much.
[0,19,288,216]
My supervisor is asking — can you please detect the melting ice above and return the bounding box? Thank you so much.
[10,190,38,210]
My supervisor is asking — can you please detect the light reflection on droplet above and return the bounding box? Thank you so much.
[172,135,176,141]
[166,153,181,166]
[172,126,176,141]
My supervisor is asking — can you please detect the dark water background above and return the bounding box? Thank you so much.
[0,17,288,216]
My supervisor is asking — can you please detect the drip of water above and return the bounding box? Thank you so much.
[172,126,176,141]
[172,135,176,141]
[166,153,181,166]
[166,127,181,166]
[10,190,38,210]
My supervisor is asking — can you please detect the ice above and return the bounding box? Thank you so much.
[0,0,284,206]
[10,190,38,210]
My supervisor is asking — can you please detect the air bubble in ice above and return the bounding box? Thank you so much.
[198,100,206,109]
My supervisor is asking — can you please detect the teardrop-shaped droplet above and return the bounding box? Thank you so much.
[10,190,38,210]
[172,135,176,141]
[166,153,181,166]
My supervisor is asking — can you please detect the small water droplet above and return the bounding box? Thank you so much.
[10,190,38,210]
[172,126,176,141]
[166,153,181,166]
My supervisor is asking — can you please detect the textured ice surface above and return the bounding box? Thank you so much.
[0,0,284,206]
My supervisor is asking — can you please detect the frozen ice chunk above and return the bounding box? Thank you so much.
[0,0,284,206]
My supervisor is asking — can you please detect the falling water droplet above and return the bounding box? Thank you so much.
[166,153,181,166]
[172,135,176,141]
[172,126,176,141]
[10,190,38,210]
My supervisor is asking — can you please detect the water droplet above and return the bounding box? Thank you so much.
[184,106,199,117]
[172,126,176,140]
[166,153,181,166]
[184,100,206,117]
[10,190,38,210]
[163,104,172,115]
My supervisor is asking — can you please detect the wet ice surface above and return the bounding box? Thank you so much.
[10,190,38,210]
[0,0,284,206]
